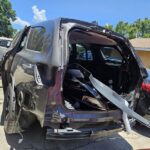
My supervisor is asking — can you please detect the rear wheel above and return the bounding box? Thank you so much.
[136,91,150,116]
[129,90,150,127]
[1,78,36,134]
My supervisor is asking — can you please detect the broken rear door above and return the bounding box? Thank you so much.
[10,26,52,126]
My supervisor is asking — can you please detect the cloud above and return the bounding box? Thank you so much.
[12,17,30,27]
[11,6,47,29]
[32,5,47,22]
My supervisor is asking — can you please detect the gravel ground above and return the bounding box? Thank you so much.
[0,80,150,150]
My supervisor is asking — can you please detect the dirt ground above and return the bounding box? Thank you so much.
[0,80,150,150]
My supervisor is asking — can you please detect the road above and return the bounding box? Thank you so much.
[0,79,150,150]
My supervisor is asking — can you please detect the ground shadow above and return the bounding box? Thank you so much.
[133,124,150,138]
[5,123,133,150]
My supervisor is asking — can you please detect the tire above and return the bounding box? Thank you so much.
[136,91,150,116]
[1,71,38,133]
[136,99,147,116]
[15,88,36,130]
[19,110,36,129]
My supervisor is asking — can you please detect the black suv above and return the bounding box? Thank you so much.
[1,18,149,140]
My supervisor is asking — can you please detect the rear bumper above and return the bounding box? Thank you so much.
[44,106,122,126]
[44,107,123,140]
[46,123,122,140]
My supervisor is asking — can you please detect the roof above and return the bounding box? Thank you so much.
[130,38,150,51]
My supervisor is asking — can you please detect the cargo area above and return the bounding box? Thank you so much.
[63,28,138,111]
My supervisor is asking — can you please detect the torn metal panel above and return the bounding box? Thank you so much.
[89,74,150,128]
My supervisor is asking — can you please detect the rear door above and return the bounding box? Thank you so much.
[10,26,52,125]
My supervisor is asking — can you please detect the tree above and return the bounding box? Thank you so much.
[115,21,130,38]
[104,24,113,30]
[0,0,16,37]
[104,18,150,39]
[133,18,150,38]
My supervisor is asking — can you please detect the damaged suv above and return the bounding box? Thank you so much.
[1,18,150,140]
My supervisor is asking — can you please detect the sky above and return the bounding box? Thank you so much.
[10,0,150,30]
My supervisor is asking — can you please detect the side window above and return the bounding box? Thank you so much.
[76,44,93,61]
[101,47,122,62]
[27,27,50,52]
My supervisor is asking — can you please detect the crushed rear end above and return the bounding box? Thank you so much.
[43,18,150,140]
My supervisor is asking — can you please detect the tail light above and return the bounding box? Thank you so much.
[141,82,150,93]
